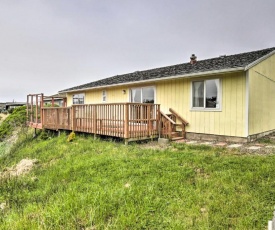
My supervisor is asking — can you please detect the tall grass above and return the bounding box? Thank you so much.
[0,134,275,229]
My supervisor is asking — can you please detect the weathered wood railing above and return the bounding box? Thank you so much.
[169,108,189,138]
[27,93,67,129]
[160,108,189,139]
[41,103,160,142]
[160,111,176,139]
[27,94,44,129]
[42,107,71,130]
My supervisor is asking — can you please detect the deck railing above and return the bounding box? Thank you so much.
[27,94,44,129]
[160,111,176,139]
[40,103,160,141]
[160,108,189,139]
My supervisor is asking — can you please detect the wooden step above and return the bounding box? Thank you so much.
[171,131,181,138]
[171,137,185,141]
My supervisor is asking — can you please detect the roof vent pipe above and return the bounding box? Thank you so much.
[190,54,197,64]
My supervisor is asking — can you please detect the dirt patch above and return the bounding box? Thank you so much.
[139,141,169,151]
[0,159,38,178]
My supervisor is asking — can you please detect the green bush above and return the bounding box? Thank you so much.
[0,106,26,140]
[8,108,14,114]
[67,131,76,142]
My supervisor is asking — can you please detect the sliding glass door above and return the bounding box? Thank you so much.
[130,86,155,103]
[129,86,155,122]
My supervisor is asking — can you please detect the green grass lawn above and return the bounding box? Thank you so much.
[0,133,275,229]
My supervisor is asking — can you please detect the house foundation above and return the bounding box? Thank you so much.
[186,132,248,143]
[186,130,275,143]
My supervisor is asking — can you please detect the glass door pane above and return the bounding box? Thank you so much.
[131,88,141,103]
[142,87,154,103]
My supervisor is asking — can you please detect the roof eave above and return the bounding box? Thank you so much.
[59,67,245,94]
[244,50,275,71]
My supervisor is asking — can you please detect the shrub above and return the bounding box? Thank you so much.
[39,129,50,140]
[8,108,14,114]
[0,106,26,140]
[67,131,76,142]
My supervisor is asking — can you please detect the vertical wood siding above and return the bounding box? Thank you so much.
[87,86,130,103]
[248,54,275,135]
[66,87,130,105]
[156,72,246,137]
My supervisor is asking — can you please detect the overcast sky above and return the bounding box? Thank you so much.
[0,0,274,102]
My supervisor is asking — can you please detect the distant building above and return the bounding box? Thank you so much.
[0,102,26,112]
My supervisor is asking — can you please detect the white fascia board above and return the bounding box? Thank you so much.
[59,67,244,94]
[245,50,275,71]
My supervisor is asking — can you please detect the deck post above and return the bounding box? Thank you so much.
[124,139,129,145]
[63,98,67,107]
[157,105,161,138]
[30,95,33,123]
[124,103,129,139]
[147,105,151,137]
[35,94,38,124]
[51,97,55,107]
[71,106,75,131]
[56,108,59,130]
[93,105,97,134]
[41,94,44,127]
[26,95,29,125]
[34,128,37,138]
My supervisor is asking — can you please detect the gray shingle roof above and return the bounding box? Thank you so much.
[60,47,275,93]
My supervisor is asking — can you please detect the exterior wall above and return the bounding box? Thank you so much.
[85,86,129,103]
[66,86,129,105]
[248,54,275,135]
[66,84,155,105]
[156,72,247,137]
[65,72,247,137]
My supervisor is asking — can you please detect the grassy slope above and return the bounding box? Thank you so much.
[0,107,27,157]
[0,134,275,229]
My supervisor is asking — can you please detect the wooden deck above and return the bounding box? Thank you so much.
[27,94,160,143]
[41,104,160,141]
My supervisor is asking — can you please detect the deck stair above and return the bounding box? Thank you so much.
[160,108,189,141]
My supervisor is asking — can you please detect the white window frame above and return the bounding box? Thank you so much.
[72,93,85,105]
[102,90,107,102]
[129,86,156,103]
[190,79,222,111]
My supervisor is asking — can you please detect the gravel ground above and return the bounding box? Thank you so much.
[140,133,275,155]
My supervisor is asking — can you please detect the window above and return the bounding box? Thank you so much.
[130,86,155,103]
[102,90,107,102]
[192,79,220,109]
[72,93,85,104]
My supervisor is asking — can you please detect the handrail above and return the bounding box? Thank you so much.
[160,111,176,124]
[169,108,189,125]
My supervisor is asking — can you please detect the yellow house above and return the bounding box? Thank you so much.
[58,47,275,142]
